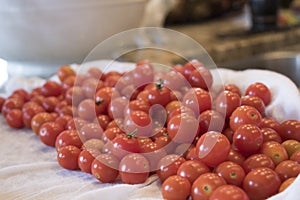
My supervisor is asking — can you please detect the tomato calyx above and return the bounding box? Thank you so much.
[125,128,138,139]
[95,99,104,106]
[156,79,165,91]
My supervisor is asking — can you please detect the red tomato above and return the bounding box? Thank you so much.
[226,149,246,166]
[278,120,300,141]
[182,88,212,116]
[95,114,111,130]
[191,172,226,200]
[107,96,128,119]
[31,112,55,135]
[233,124,263,156]
[260,141,288,165]
[55,130,83,151]
[198,110,225,135]
[196,131,230,167]
[167,113,199,144]
[229,105,262,132]
[41,96,59,112]
[157,154,186,182]
[22,104,45,128]
[119,153,150,184]
[103,127,124,142]
[81,78,104,99]
[123,110,152,137]
[259,117,280,133]
[82,139,104,152]
[147,80,171,106]
[275,160,300,181]
[182,60,203,79]
[242,153,275,173]
[78,149,99,174]
[243,167,281,200]
[86,67,104,80]
[0,96,5,112]
[215,161,245,186]
[279,177,296,193]
[161,175,191,200]
[91,154,119,183]
[111,133,141,160]
[224,84,242,96]
[6,109,24,129]
[65,86,85,106]
[177,160,210,184]
[66,117,88,130]
[40,81,62,97]
[188,67,213,90]
[245,82,271,106]
[39,121,65,147]
[57,65,76,82]
[209,184,250,200]
[77,99,102,121]
[215,90,241,119]
[290,150,300,164]
[241,95,265,116]
[140,142,167,172]
[167,106,195,123]
[57,145,81,170]
[261,127,282,143]
[131,61,154,89]
[79,123,103,142]
[2,98,24,117]
[55,115,72,129]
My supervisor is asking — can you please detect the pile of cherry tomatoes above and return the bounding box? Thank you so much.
[1,60,300,200]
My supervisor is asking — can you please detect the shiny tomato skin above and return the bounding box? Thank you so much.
[147,84,171,107]
[191,172,226,200]
[281,139,300,157]
[215,161,245,187]
[22,104,45,128]
[243,167,281,200]
[241,95,266,116]
[188,67,213,90]
[229,105,262,132]
[57,145,81,170]
[91,154,119,183]
[39,121,65,147]
[198,110,225,136]
[215,90,241,119]
[119,153,150,184]
[111,134,140,160]
[55,130,83,151]
[157,154,186,182]
[31,112,55,135]
[261,128,282,143]
[278,120,300,141]
[275,160,300,181]
[177,160,210,184]
[224,84,242,96]
[40,81,63,97]
[123,110,152,138]
[242,153,275,173]
[196,131,230,167]
[290,150,300,164]
[209,184,250,200]
[161,175,191,200]
[226,149,246,166]
[259,117,280,133]
[2,98,24,117]
[78,149,99,174]
[233,124,263,156]
[279,177,296,193]
[245,82,271,106]
[6,109,24,129]
[57,65,76,82]
[260,141,288,165]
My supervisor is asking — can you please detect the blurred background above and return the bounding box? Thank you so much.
[0,0,300,88]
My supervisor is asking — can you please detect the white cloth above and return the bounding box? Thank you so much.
[1,60,300,200]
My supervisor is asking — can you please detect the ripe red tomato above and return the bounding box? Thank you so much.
[77,99,101,121]
[124,99,150,116]
[157,154,186,182]
[57,145,81,170]
[31,112,55,135]
[111,133,140,160]
[259,117,280,133]
[2,98,24,117]
[243,167,281,200]
[103,127,124,142]
[224,84,242,96]
[188,67,213,90]
[281,139,300,157]
[147,80,171,106]
[191,172,226,200]
[65,86,85,106]
[209,184,250,200]
[278,120,300,141]
[241,95,265,116]
[22,104,45,128]
[6,109,24,129]
[82,139,104,152]
[196,131,230,167]
[177,160,210,184]
[78,149,100,174]
[215,161,245,186]
[161,175,191,200]
[215,90,241,119]
[233,124,263,156]
[182,60,203,79]
[123,110,152,137]
[229,105,262,132]
[198,110,225,135]
[274,160,300,181]
[40,81,63,97]
[0,96,6,112]
[55,130,83,151]
[279,177,296,193]
[107,96,128,119]
[242,153,275,173]
[79,123,103,142]
[91,154,119,183]
[290,150,300,163]
[245,82,271,106]
[226,149,246,166]
[39,121,65,147]
[57,65,76,82]
[261,127,282,143]
[167,113,199,144]
[182,88,212,115]
[119,153,150,184]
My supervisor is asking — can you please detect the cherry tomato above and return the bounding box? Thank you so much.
[86,67,103,80]
[260,141,288,165]
[57,145,81,170]
[2,98,24,117]
[111,133,140,160]
[0,96,5,112]
[66,117,88,130]
[55,115,72,129]
[147,80,171,107]
[229,105,262,132]
[281,139,300,157]
[55,130,83,151]
[198,110,225,135]
[91,154,119,183]
[119,153,150,184]
[154,134,176,154]
[161,175,191,200]
[243,167,281,200]
[177,160,210,184]
[131,61,154,88]
[39,121,65,147]
[163,70,187,91]
[95,114,111,130]
[124,99,150,116]
[123,110,152,137]
[215,161,245,186]
[31,112,55,134]
[226,149,246,166]
[102,127,124,142]
[279,177,296,193]
[79,123,103,142]
[209,184,250,200]
[191,172,226,200]
[78,149,99,174]
[65,86,85,106]
[215,90,241,119]
[167,106,195,123]
[245,82,271,106]
[188,67,213,90]
[94,86,119,114]
[233,124,263,156]
[57,65,76,82]
[241,95,265,116]
[6,109,24,129]
[140,142,167,172]
[196,131,230,167]
[157,154,186,182]
[290,150,300,163]
[261,127,282,143]
[82,139,105,153]
[182,88,212,116]
[40,81,62,97]
[224,84,242,96]
[259,117,280,133]
[81,78,104,99]
[167,113,199,144]
[279,120,300,141]
[182,60,203,79]
[275,160,300,181]
[242,153,275,173]
[77,99,102,121]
